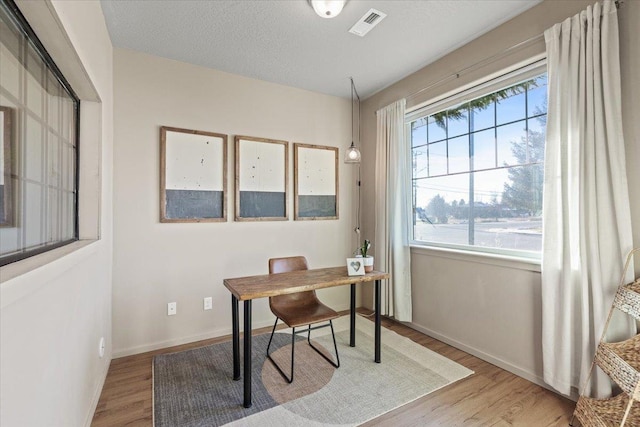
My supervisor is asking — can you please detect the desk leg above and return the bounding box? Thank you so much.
[350,284,356,347]
[232,295,240,381]
[243,300,252,408]
[374,279,381,363]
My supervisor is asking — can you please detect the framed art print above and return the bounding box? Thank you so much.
[235,135,288,221]
[160,126,227,222]
[346,257,365,276]
[0,106,12,227]
[294,143,338,220]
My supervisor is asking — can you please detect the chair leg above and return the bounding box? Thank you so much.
[266,318,295,383]
[307,320,340,368]
[266,317,279,356]
[267,319,340,383]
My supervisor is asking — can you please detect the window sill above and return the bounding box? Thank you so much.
[410,244,541,272]
[1,240,100,307]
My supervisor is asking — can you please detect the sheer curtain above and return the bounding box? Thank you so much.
[542,0,635,397]
[374,99,412,322]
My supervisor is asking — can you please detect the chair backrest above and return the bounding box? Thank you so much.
[269,256,308,274]
[268,256,317,309]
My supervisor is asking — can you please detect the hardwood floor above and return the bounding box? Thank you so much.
[91,311,576,426]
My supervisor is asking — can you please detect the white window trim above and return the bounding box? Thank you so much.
[0,239,98,287]
[406,59,547,123]
[0,0,102,278]
[407,58,547,263]
[411,244,541,272]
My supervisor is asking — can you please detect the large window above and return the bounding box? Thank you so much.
[409,66,547,257]
[0,0,79,266]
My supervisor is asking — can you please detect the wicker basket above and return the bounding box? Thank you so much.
[572,248,640,427]
[595,335,640,400]
[575,393,640,427]
[613,279,640,322]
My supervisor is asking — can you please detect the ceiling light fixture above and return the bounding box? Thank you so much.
[345,77,361,164]
[310,0,346,19]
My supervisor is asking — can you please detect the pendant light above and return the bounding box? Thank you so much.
[310,0,346,19]
[345,77,361,164]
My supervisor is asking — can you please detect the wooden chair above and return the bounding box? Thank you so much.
[266,256,340,383]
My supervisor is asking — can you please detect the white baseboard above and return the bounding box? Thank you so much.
[406,322,578,402]
[112,318,276,358]
[84,357,111,427]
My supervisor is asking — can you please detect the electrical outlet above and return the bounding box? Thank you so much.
[98,337,105,358]
[204,297,213,310]
[167,302,177,316]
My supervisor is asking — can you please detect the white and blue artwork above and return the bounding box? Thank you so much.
[235,136,287,220]
[161,127,227,222]
[295,144,338,220]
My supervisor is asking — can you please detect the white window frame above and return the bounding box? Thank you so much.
[0,0,102,282]
[0,0,81,266]
[406,59,547,262]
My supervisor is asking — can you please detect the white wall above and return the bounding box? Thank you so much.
[0,1,113,426]
[112,49,357,356]
[360,0,639,394]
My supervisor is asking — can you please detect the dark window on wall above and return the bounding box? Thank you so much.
[0,0,80,266]
[409,67,547,258]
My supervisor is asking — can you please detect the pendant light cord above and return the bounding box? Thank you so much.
[349,77,362,236]
[350,77,354,145]
[356,165,361,233]
[349,77,361,145]
[356,80,360,147]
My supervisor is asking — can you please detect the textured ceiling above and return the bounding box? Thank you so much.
[100,0,542,99]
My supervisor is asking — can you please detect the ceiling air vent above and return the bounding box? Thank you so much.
[348,8,387,37]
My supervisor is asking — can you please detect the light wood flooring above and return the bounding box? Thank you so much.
[91,311,576,426]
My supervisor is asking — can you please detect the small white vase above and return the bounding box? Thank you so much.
[363,256,374,273]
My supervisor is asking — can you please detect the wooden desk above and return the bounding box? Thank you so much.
[224,267,389,408]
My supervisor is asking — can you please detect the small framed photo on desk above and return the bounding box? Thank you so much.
[346,257,365,276]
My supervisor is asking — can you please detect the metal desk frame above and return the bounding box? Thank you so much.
[224,267,388,408]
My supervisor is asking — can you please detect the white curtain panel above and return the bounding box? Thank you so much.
[542,0,635,397]
[374,99,412,322]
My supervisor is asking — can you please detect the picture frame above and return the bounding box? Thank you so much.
[160,126,228,223]
[346,257,365,276]
[235,135,288,221]
[0,106,13,227]
[294,143,338,220]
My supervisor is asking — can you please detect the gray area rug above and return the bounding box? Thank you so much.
[153,316,473,427]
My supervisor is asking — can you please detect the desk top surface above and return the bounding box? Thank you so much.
[224,266,388,300]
